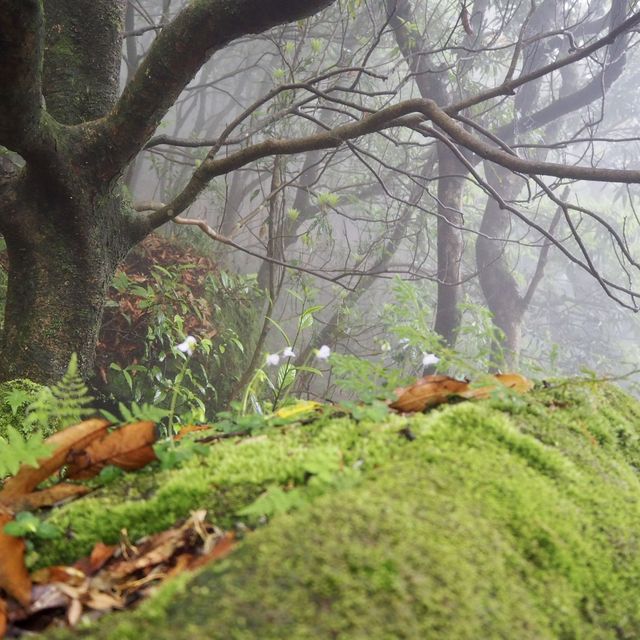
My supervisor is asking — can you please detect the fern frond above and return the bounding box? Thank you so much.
[0,427,52,477]
[25,353,95,431]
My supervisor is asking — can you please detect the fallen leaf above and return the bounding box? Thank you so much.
[86,542,118,575]
[459,373,534,400]
[188,532,236,570]
[0,597,6,638]
[0,419,110,502]
[9,483,90,512]
[66,421,157,479]
[273,400,322,420]
[174,425,211,441]
[390,373,533,413]
[0,508,31,607]
[390,375,470,412]
[31,566,86,587]
[66,597,83,626]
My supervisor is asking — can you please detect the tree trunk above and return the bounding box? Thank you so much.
[0,169,134,382]
[475,166,525,369]
[433,143,464,347]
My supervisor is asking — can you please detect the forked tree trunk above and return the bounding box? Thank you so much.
[0,0,129,383]
[0,0,335,384]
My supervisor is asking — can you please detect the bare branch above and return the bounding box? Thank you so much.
[89,0,336,179]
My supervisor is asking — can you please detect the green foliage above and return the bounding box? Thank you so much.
[0,357,93,479]
[0,426,51,477]
[101,401,170,426]
[329,353,408,402]
[242,296,324,414]
[153,439,209,471]
[0,379,54,441]
[104,261,260,419]
[3,511,61,540]
[3,387,32,416]
[26,354,95,432]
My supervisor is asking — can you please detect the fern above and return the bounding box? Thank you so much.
[25,353,95,431]
[100,401,169,426]
[0,427,52,477]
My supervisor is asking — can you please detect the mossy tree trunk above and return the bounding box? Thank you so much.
[0,0,335,384]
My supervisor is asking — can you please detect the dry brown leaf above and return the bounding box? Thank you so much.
[0,419,110,502]
[390,373,534,413]
[84,590,124,612]
[66,597,83,626]
[10,484,91,512]
[0,597,6,638]
[31,566,86,587]
[188,532,236,570]
[0,509,31,607]
[459,373,534,400]
[390,375,470,413]
[86,542,118,575]
[107,510,206,580]
[174,424,211,440]
[66,421,157,479]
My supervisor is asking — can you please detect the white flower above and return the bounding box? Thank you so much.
[265,353,281,366]
[315,345,331,360]
[422,353,440,367]
[176,335,197,356]
[282,346,296,358]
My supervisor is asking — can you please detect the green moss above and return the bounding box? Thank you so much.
[0,378,59,439]
[42,382,640,638]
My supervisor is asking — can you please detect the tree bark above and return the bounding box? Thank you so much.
[0,0,337,383]
[0,172,133,382]
[433,143,464,347]
[475,166,525,369]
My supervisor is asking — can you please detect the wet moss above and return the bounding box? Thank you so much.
[40,382,640,638]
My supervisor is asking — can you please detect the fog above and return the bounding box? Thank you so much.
[124,0,640,396]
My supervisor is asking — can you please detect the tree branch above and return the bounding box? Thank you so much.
[137,96,640,235]
[0,0,47,154]
[89,0,336,179]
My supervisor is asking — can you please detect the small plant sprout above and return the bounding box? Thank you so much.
[282,346,296,359]
[315,345,331,360]
[422,353,440,368]
[266,353,281,367]
[176,335,197,356]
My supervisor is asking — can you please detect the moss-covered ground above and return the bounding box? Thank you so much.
[27,381,640,638]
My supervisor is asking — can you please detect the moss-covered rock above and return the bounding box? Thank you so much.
[42,382,640,638]
[0,378,58,440]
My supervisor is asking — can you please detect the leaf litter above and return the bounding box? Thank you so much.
[0,372,533,636]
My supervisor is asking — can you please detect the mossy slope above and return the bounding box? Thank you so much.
[45,382,640,639]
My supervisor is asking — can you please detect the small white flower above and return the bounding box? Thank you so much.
[282,346,296,358]
[315,345,331,360]
[265,353,281,366]
[422,353,440,367]
[177,335,197,356]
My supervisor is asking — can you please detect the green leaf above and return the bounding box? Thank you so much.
[3,388,32,416]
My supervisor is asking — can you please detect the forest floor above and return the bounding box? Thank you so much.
[1,378,640,638]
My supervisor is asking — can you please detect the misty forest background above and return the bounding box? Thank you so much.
[2,0,640,417]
